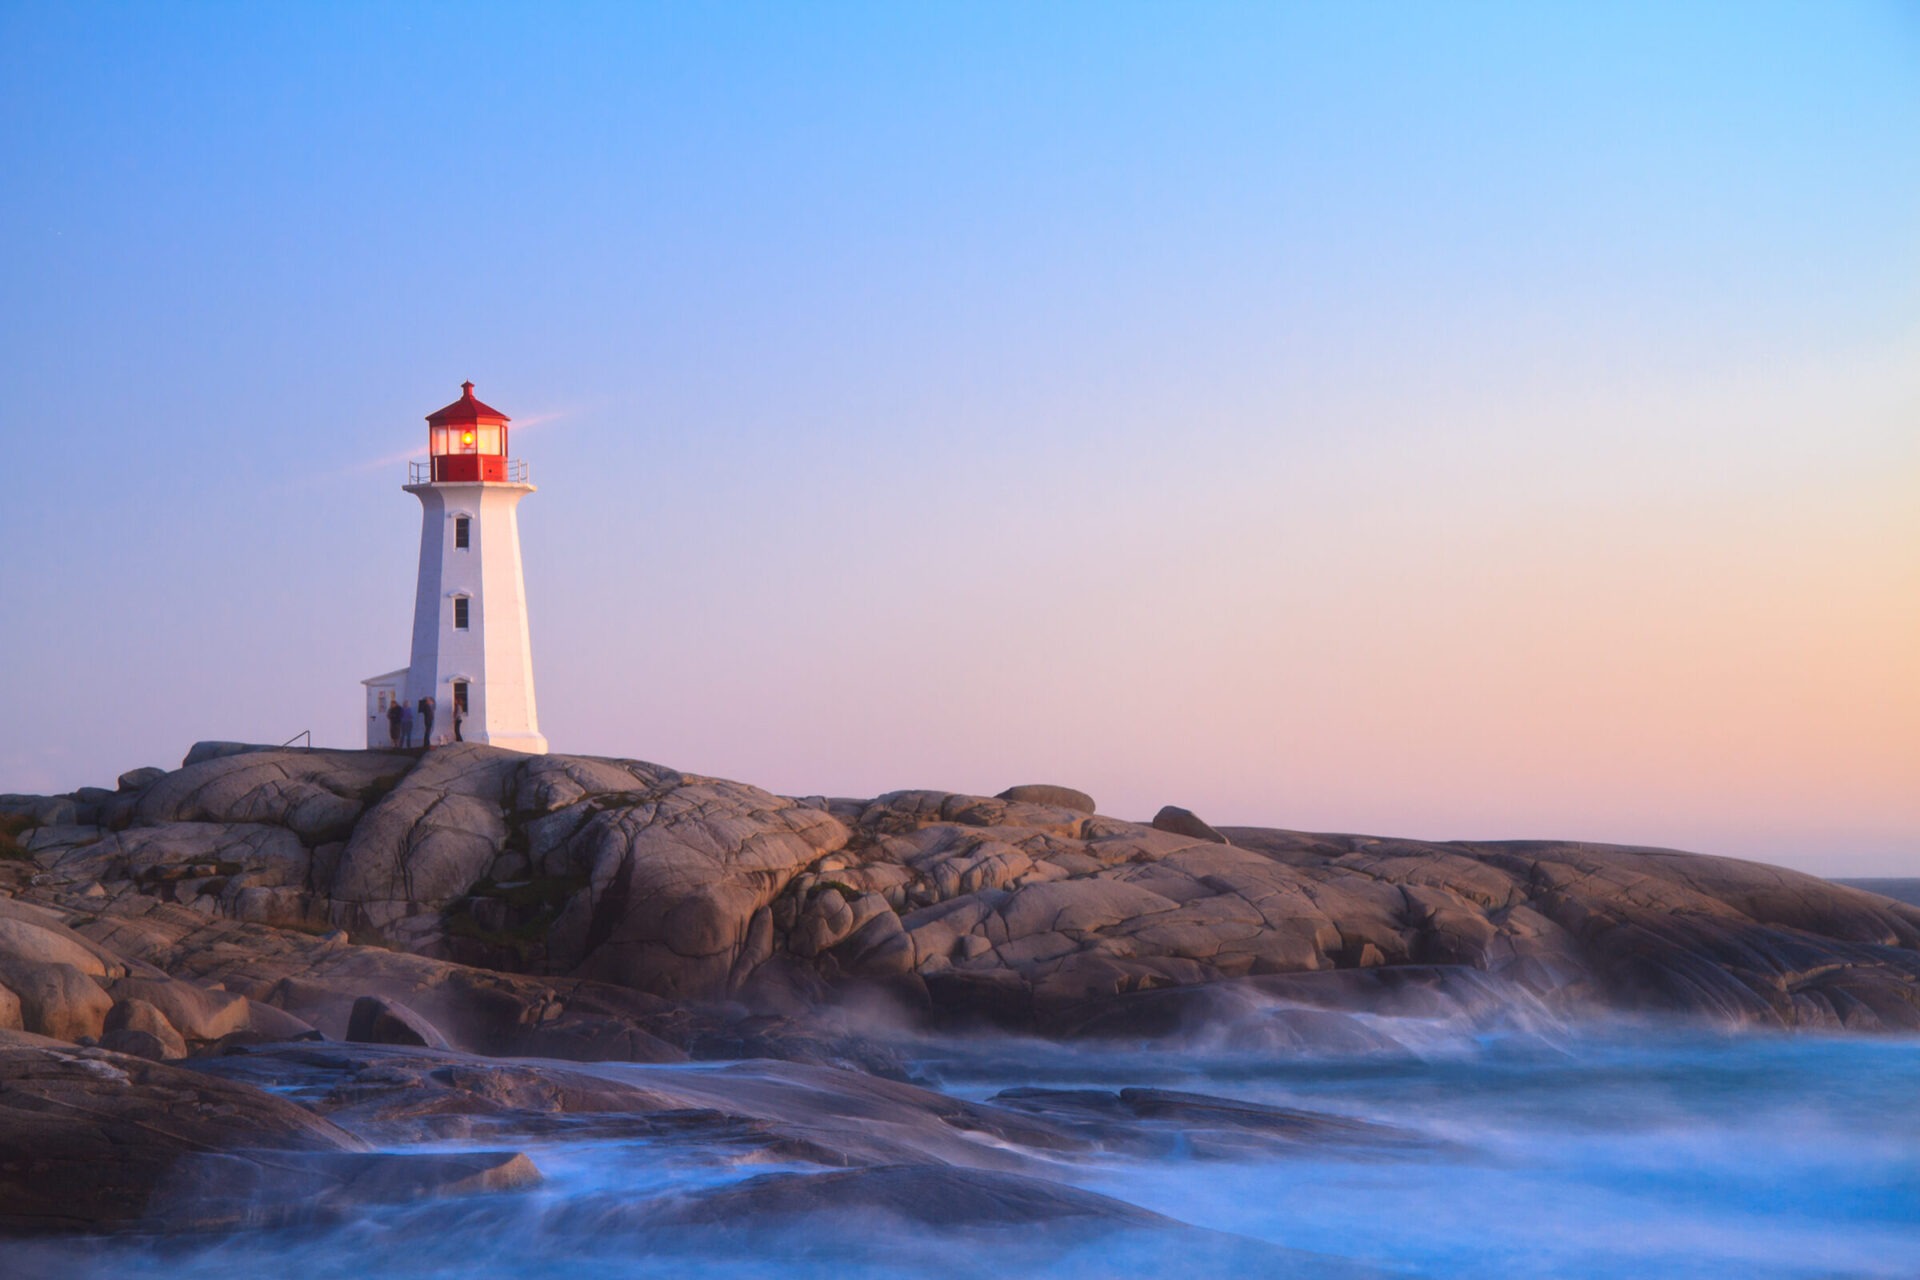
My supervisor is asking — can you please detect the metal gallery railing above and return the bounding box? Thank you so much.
[407,457,531,484]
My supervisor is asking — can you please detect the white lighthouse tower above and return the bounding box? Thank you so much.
[361,382,547,754]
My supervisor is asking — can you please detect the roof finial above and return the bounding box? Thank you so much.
[461,380,475,398]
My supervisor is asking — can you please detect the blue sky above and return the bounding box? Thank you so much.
[2,2,1915,872]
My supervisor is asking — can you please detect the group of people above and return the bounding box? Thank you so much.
[386,693,464,749]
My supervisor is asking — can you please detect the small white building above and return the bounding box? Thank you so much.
[363,382,548,754]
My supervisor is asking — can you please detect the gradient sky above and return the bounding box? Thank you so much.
[2,2,1915,874]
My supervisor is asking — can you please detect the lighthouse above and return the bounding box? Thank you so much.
[361,383,547,754]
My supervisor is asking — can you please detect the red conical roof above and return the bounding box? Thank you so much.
[426,381,510,426]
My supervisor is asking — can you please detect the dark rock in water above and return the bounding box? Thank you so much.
[400,1163,1380,1278]
[990,1085,1423,1160]
[304,1149,539,1202]
[996,784,1097,814]
[0,1040,362,1233]
[347,995,450,1048]
[188,1041,1066,1166]
[643,1163,1167,1229]
[192,1041,690,1143]
[150,1149,539,1230]
[1151,804,1230,844]
[0,1039,543,1234]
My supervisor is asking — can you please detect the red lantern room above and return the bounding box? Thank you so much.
[425,381,511,482]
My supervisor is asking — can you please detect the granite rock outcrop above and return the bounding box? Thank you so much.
[3,743,1916,1041]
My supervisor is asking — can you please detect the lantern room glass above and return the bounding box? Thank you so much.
[431,425,504,456]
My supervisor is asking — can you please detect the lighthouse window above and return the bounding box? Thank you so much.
[454,597,470,629]
[454,517,470,549]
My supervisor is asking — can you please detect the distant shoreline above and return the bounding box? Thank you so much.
[1834,878,1920,908]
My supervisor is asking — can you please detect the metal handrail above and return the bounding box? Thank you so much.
[280,730,312,751]
[406,458,530,484]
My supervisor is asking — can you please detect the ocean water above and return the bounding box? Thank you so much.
[1032,1029,1920,1278]
[14,1020,1920,1279]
